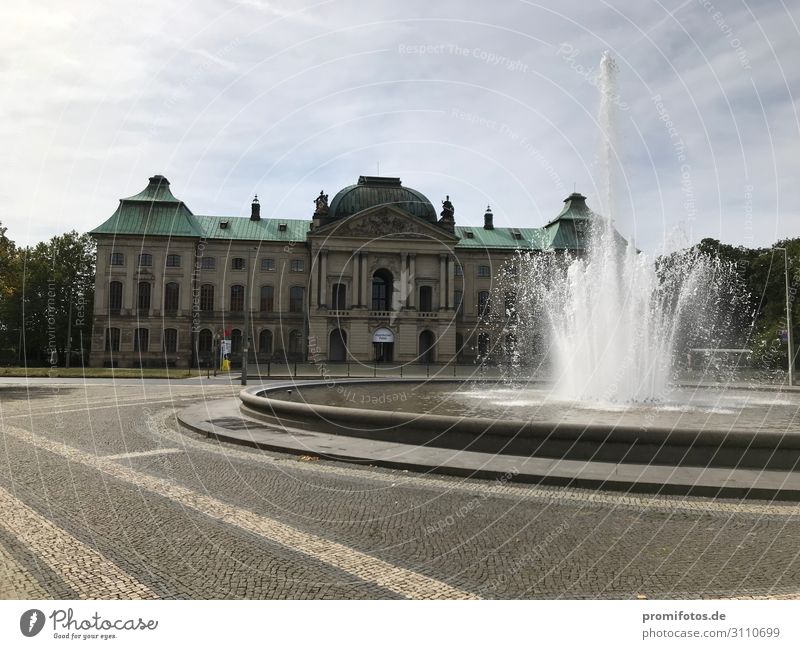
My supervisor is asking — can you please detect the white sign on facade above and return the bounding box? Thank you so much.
[371,328,394,343]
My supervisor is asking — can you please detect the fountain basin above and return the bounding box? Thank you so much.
[240,379,800,471]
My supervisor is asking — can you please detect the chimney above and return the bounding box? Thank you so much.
[250,195,261,221]
[483,205,494,230]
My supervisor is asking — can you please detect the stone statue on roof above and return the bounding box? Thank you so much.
[314,190,329,216]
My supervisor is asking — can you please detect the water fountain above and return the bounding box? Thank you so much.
[490,51,746,404]
[232,53,800,492]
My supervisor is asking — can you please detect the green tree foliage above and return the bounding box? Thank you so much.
[0,227,95,366]
[694,237,800,368]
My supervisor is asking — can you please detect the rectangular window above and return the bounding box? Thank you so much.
[454,290,463,319]
[231,257,245,271]
[110,252,124,266]
[201,257,216,270]
[260,285,274,312]
[289,286,305,313]
[290,259,305,272]
[477,265,490,278]
[454,264,463,276]
[138,253,153,267]
[261,258,275,271]
[166,254,181,267]
[109,281,123,315]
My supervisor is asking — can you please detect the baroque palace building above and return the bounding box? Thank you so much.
[88,174,589,368]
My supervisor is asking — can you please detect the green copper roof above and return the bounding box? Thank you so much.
[121,174,182,203]
[194,216,310,242]
[328,176,438,223]
[90,175,203,238]
[543,192,593,250]
[454,226,550,250]
[89,176,595,251]
[546,192,593,224]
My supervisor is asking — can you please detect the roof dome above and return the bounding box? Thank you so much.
[327,176,437,223]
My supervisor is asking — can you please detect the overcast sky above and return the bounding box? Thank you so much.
[1,0,798,254]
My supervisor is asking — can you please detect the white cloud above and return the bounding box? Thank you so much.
[0,0,797,253]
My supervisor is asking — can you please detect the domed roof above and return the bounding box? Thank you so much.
[328,176,437,223]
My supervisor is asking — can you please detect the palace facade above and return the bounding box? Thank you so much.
[88,174,590,368]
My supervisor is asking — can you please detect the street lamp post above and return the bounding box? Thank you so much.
[775,246,794,386]
[241,248,255,386]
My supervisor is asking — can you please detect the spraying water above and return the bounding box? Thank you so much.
[491,52,744,403]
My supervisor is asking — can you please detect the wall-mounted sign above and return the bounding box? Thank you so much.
[372,327,394,343]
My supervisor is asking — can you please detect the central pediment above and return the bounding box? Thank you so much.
[311,204,458,242]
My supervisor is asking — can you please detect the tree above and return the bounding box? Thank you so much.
[13,231,95,366]
[0,223,21,363]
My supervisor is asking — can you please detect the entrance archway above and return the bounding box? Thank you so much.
[372,327,394,362]
[329,328,348,362]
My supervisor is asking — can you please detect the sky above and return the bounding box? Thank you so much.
[1,0,798,254]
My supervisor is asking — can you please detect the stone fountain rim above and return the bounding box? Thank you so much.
[239,378,800,450]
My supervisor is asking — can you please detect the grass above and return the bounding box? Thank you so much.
[0,367,208,379]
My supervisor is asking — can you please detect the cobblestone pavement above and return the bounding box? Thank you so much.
[2,381,800,599]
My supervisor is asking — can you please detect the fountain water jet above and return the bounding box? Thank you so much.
[493,52,744,403]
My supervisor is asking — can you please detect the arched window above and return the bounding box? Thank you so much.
[477,332,490,358]
[164,282,179,312]
[455,332,464,361]
[331,283,347,310]
[230,329,242,354]
[230,285,244,312]
[134,328,149,352]
[198,329,213,356]
[478,291,490,317]
[419,330,436,364]
[454,290,463,320]
[259,329,273,355]
[504,290,517,320]
[200,284,214,311]
[137,282,151,313]
[289,286,305,313]
[260,285,274,312]
[109,281,123,314]
[138,253,153,267]
[288,330,304,358]
[371,269,393,311]
[110,252,124,266]
[163,328,178,353]
[504,332,516,359]
[419,286,433,312]
[105,328,120,352]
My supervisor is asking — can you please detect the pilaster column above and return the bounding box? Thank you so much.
[360,253,369,308]
[439,254,447,311]
[447,255,455,309]
[320,249,328,308]
[401,252,409,308]
[409,254,416,309]
[310,249,319,309]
